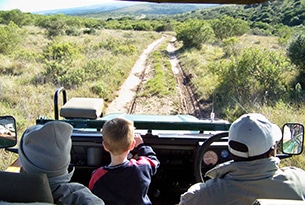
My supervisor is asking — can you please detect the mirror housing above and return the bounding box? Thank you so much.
[281,123,304,155]
[0,116,17,148]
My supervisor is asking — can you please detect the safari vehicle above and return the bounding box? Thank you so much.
[1,86,304,204]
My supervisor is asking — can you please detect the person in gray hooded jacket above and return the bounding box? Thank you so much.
[179,113,305,205]
[18,121,105,205]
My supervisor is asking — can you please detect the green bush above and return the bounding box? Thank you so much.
[210,16,250,40]
[274,24,293,45]
[287,34,305,69]
[0,21,23,54]
[42,41,80,86]
[91,83,111,100]
[59,68,86,88]
[65,27,81,36]
[176,19,214,49]
[43,41,79,65]
[287,34,305,88]
[214,48,292,116]
[222,37,239,57]
[0,9,34,27]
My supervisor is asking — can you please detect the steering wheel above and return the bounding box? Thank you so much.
[194,132,229,182]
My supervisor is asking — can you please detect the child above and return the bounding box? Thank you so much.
[89,117,160,205]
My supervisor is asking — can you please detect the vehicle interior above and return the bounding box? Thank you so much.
[1,86,303,204]
[3,86,300,204]
[44,87,232,204]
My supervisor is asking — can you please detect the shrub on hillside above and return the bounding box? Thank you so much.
[287,34,305,69]
[0,21,24,54]
[0,9,34,27]
[222,37,240,57]
[43,41,79,64]
[42,41,80,86]
[214,48,293,116]
[91,83,111,101]
[176,19,214,49]
[210,16,250,40]
[287,34,305,88]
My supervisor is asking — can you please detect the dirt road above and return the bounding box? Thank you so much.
[105,35,167,114]
[105,35,204,118]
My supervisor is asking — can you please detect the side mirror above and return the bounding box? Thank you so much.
[281,123,304,155]
[0,116,17,148]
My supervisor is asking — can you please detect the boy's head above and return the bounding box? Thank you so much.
[102,118,135,155]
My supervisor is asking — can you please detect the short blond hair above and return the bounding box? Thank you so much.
[102,118,135,155]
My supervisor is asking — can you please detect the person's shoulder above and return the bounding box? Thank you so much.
[281,166,305,174]
[179,182,207,205]
[279,166,305,182]
[60,182,105,205]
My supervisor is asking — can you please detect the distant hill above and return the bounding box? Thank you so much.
[172,0,305,27]
[35,2,213,18]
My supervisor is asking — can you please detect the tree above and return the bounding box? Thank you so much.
[0,9,34,27]
[176,19,214,49]
[287,34,305,88]
[287,34,305,69]
[210,16,250,40]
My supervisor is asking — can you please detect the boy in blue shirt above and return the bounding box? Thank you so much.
[89,117,160,205]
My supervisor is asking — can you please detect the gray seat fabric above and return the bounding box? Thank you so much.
[60,97,104,119]
[0,171,53,203]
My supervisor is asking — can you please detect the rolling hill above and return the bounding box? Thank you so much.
[36,2,213,18]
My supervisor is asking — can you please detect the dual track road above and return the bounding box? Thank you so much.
[106,35,207,120]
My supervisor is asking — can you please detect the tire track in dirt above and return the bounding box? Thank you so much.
[106,35,206,118]
[105,35,167,114]
[167,38,204,119]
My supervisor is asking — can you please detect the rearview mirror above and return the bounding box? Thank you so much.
[282,123,304,155]
[0,116,17,148]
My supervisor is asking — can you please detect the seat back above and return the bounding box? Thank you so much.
[0,171,53,203]
[60,97,104,119]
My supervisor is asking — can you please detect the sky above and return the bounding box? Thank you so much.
[0,0,117,12]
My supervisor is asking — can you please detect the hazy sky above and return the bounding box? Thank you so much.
[0,0,117,12]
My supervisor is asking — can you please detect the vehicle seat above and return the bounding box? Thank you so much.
[60,97,104,119]
[0,171,54,203]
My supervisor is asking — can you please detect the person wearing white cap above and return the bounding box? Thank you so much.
[179,113,305,205]
[18,121,105,205]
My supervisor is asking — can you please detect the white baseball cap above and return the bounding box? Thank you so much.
[228,113,282,158]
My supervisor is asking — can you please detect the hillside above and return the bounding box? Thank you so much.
[37,0,305,27]
[174,0,305,27]
[37,2,210,18]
